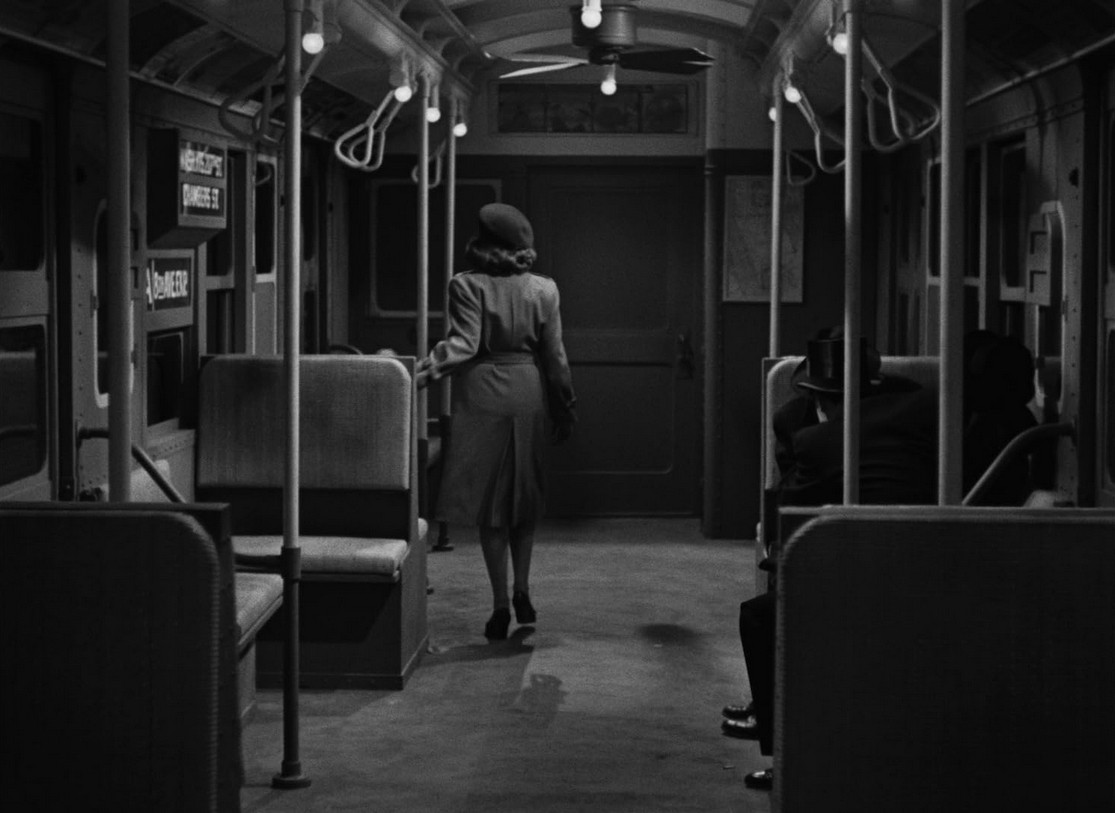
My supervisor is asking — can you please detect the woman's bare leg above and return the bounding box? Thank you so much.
[479,525,510,609]
[508,521,535,597]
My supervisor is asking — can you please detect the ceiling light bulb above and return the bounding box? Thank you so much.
[581,0,603,29]
[394,85,413,103]
[600,62,617,96]
[768,106,777,122]
[831,32,849,55]
[783,83,802,105]
[302,31,324,54]
[453,120,468,138]
[301,0,325,54]
[426,105,441,123]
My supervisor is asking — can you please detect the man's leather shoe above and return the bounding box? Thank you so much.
[744,768,774,791]
[721,716,760,740]
[722,702,755,720]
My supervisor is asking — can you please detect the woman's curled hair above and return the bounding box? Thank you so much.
[466,237,537,274]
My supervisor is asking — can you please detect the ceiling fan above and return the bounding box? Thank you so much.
[498,3,714,82]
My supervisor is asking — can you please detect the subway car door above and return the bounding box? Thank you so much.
[0,54,52,501]
[530,164,702,515]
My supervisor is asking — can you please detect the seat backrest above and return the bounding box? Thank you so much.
[775,506,1115,812]
[197,355,416,538]
[0,506,224,812]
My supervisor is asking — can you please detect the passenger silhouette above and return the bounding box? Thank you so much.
[417,203,576,641]
[732,335,937,791]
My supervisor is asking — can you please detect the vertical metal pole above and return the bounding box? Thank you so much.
[701,152,722,536]
[273,0,310,790]
[106,0,132,502]
[939,0,966,504]
[441,96,457,419]
[433,95,457,551]
[843,0,863,505]
[417,75,431,449]
[769,77,785,358]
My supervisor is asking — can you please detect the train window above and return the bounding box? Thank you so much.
[146,328,190,427]
[206,289,234,354]
[0,111,44,272]
[896,293,909,355]
[255,159,276,277]
[999,300,1025,341]
[95,213,109,396]
[927,160,940,277]
[996,141,1027,290]
[302,169,317,262]
[208,152,242,277]
[93,211,139,400]
[1108,330,1115,484]
[205,152,243,354]
[965,148,982,279]
[0,323,46,487]
[964,284,980,336]
[369,180,499,314]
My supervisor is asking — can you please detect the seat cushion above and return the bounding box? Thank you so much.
[234,572,283,648]
[233,535,409,578]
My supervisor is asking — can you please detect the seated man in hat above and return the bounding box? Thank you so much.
[731,335,938,791]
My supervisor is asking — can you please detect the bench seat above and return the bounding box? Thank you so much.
[233,572,282,724]
[235,573,283,646]
[197,355,428,690]
[234,536,409,580]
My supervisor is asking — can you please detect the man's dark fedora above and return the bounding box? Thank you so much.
[795,337,881,395]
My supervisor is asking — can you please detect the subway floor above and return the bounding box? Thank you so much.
[240,518,769,813]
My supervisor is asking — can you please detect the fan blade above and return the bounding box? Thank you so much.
[500,61,584,79]
[501,53,589,64]
[616,48,715,75]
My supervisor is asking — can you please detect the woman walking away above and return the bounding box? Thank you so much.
[417,203,576,640]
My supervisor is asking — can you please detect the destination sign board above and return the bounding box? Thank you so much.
[148,129,228,247]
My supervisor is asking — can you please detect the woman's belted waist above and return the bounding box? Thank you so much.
[483,352,536,365]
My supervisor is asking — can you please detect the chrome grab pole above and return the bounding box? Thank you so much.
[441,96,457,419]
[434,95,458,552]
[417,74,431,448]
[701,151,722,535]
[938,0,966,505]
[843,0,863,505]
[769,75,784,358]
[274,0,310,790]
[106,0,132,502]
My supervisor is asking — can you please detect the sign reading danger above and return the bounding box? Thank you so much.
[146,256,192,311]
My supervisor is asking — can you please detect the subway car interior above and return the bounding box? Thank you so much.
[1,0,1114,810]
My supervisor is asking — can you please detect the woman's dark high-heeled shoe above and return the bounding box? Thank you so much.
[484,607,511,640]
[512,591,536,624]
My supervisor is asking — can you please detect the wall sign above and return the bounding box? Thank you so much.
[148,129,228,248]
[722,175,804,303]
[146,255,193,311]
